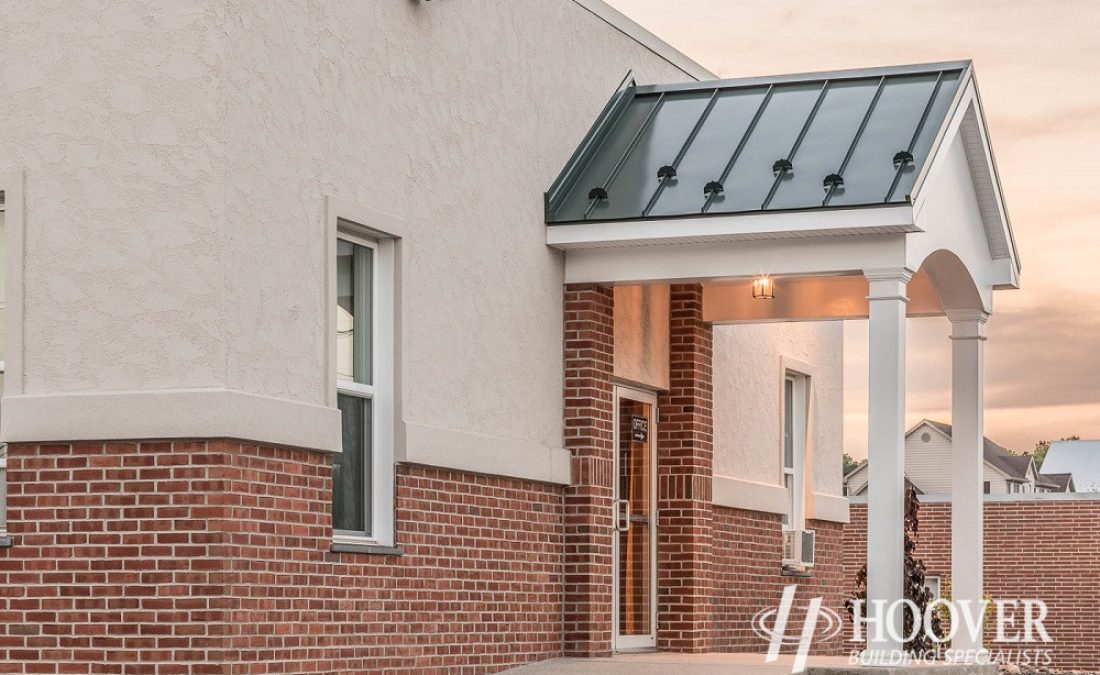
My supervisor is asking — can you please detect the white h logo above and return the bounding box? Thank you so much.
[753,585,841,674]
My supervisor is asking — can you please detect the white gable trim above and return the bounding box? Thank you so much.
[905,419,952,444]
[911,73,1020,283]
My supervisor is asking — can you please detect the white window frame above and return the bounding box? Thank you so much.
[0,187,7,538]
[332,226,397,548]
[781,370,810,532]
[925,575,942,601]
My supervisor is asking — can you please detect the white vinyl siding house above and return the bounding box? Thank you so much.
[845,420,1047,496]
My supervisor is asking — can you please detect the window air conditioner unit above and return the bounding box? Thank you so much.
[783,529,816,568]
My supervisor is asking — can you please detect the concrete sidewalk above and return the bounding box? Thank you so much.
[503,653,856,674]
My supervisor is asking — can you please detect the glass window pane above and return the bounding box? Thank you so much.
[336,239,373,385]
[333,393,372,534]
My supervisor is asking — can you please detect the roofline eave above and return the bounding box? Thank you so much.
[547,203,918,250]
[631,59,973,96]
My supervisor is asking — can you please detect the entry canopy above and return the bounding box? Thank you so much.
[548,63,972,222]
[545,61,1020,309]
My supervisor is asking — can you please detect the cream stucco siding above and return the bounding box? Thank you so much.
[0,1,699,463]
[712,321,846,499]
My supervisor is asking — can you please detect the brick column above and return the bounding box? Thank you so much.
[562,284,615,657]
[657,283,715,652]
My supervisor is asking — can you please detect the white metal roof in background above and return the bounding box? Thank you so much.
[1041,441,1100,492]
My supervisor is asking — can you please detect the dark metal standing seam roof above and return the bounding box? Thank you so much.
[546,61,969,224]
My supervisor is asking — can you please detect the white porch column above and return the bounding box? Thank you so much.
[863,269,911,657]
[949,310,989,657]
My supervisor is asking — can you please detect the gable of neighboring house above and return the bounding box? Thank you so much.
[844,419,1039,496]
[1036,472,1075,493]
[1042,440,1100,492]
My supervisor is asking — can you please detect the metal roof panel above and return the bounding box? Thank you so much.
[547,62,968,224]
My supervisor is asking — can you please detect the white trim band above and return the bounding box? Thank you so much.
[713,475,849,523]
[402,422,572,486]
[0,388,341,452]
[809,492,850,524]
[713,475,789,515]
[548,206,917,251]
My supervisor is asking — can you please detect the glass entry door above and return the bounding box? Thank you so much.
[613,386,657,651]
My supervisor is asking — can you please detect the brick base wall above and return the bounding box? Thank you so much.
[845,499,1100,671]
[711,507,845,655]
[0,441,564,674]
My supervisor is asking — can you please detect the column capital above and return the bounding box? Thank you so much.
[863,268,914,302]
[947,309,990,341]
[863,267,915,284]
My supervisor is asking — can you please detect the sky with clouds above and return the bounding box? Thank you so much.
[607,0,1100,458]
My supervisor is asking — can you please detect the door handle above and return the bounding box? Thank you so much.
[616,499,631,532]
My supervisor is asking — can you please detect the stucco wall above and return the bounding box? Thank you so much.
[0,2,227,394]
[0,1,696,458]
[713,321,845,496]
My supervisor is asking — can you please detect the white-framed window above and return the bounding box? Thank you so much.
[781,371,809,531]
[0,192,7,537]
[925,575,942,601]
[332,225,396,547]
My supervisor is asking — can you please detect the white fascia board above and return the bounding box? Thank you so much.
[571,0,715,81]
[992,257,1019,290]
[547,206,917,251]
[563,231,908,285]
[968,76,1022,274]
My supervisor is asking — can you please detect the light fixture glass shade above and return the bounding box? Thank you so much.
[752,276,775,300]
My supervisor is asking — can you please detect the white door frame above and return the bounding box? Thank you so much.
[612,384,659,652]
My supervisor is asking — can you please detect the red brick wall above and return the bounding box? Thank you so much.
[562,283,616,657]
[711,507,845,655]
[845,499,1100,671]
[0,441,564,674]
[657,284,715,652]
